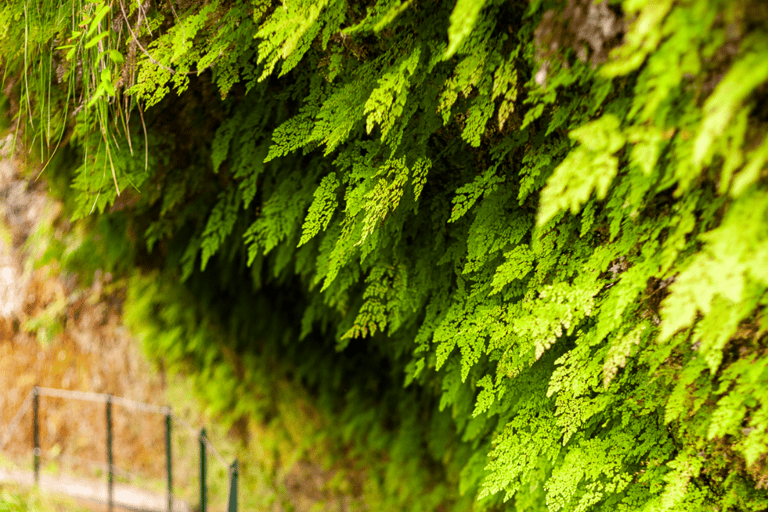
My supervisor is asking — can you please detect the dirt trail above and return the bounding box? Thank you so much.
[0,466,190,512]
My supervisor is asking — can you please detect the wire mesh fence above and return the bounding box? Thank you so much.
[0,386,238,512]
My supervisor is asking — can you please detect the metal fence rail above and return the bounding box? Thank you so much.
[1,386,238,512]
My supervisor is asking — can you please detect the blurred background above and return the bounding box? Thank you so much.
[0,134,234,512]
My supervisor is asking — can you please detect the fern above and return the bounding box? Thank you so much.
[299,172,340,246]
[8,0,768,510]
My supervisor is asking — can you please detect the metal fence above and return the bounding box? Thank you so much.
[1,386,238,512]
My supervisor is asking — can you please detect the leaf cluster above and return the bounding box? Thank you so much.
[5,0,768,510]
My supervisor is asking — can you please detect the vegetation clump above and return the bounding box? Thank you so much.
[2,0,768,510]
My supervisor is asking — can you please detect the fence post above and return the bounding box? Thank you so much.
[227,459,238,512]
[200,428,207,512]
[165,410,173,512]
[106,395,114,512]
[32,386,39,485]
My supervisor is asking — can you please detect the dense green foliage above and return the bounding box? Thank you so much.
[3,0,768,510]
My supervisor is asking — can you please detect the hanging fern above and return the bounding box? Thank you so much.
[4,0,768,510]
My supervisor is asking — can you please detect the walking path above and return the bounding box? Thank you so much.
[0,466,191,512]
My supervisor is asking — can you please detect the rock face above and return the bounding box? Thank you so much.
[0,134,31,327]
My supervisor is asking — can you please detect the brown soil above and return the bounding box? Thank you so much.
[0,134,169,488]
[0,134,366,512]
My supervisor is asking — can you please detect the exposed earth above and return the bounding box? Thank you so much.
[0,134,209,510]
[0,134,361,512]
